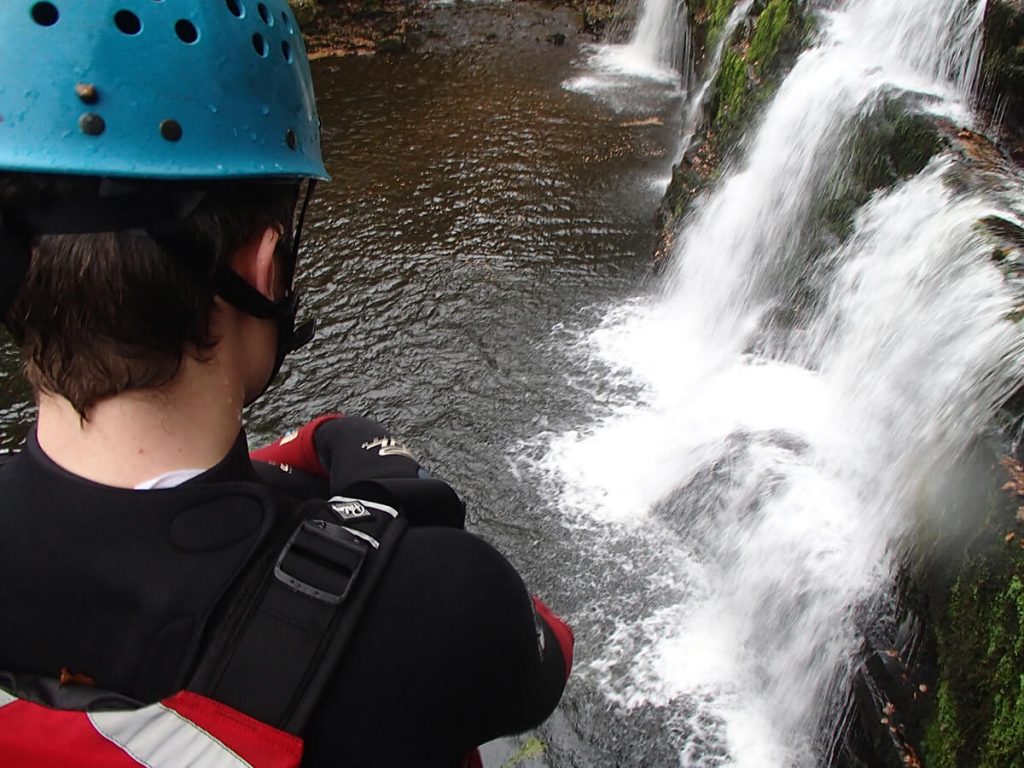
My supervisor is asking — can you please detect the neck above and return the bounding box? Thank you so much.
[36,356,247,489]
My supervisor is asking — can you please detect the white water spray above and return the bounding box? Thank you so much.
[543,0,1024,764]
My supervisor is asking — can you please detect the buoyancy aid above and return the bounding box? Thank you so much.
[0,430,468,766]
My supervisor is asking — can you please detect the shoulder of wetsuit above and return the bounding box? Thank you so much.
[301,526,571,766]
[0,446,21,472]
[253,457,330,500]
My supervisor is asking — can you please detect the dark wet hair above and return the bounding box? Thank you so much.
[0,174,297,417]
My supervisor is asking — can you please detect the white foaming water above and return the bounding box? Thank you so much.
[563,0,687,99]
[542,0,1024,764]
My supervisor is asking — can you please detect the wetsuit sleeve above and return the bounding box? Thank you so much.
[250,414,426,491]
[532,596,574,683]
[249,414,340,477]
[301,527,572,768]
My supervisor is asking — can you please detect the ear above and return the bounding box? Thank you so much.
[229,226,281,301]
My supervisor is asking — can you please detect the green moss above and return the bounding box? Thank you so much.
[923,678,963,768]
[979,576,1024,765]
[499,736,546,768]
[708,0,736,29]
[747,0,792,77]
[704,0,737,52]
[924,516,1024,767]
[712,48,749,136]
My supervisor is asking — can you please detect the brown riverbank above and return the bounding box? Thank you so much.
[299,0,622,59]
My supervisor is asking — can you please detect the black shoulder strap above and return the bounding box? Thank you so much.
[188,495,407,734]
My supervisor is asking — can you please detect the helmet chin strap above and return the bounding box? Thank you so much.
[211,267,316,405]
[208,180,318,405]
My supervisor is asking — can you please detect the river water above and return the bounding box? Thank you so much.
[3,1,1024,766]
[268,20,692,767]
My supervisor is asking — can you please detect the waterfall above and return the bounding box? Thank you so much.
[543,0,1024,764]
[624,0,687,75]
[566,0,690,87]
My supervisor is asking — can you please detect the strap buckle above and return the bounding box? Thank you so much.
[274,519,368,605]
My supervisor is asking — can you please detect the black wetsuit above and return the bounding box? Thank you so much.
[0,430,569,767]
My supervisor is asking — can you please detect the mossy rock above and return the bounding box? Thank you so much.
[810,95,946,244]
[924,566,1024,767]
[747,0,796,77]
[980,0,1024,137]
[920,449,1024,768]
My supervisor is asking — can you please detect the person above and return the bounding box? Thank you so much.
[0,2,572,766]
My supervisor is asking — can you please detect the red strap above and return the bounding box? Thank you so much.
[249,413,343,478]
[532,596,574,682]
[462,747,484,768]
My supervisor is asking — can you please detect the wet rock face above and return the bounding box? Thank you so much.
[979,0,1024,153]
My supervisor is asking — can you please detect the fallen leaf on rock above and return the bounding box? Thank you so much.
[1007,532,1016,542]
[1002,457,1024,494]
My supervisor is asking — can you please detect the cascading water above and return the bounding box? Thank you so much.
[564,0,688,103]
[619,0,688,76]
[540,0,1024,764]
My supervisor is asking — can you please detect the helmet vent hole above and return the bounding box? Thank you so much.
[285,129,297,150]
[281,11,294,33]
[30,2,59,26]
[258,3,272,25]
[226,0,244,18]
[160,119,183,142]
[114,10,141,35]
[175,19,198,44]
[252,32,267,57]
[282,40,293,62]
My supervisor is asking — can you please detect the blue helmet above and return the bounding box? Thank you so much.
[0,0,328,180]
